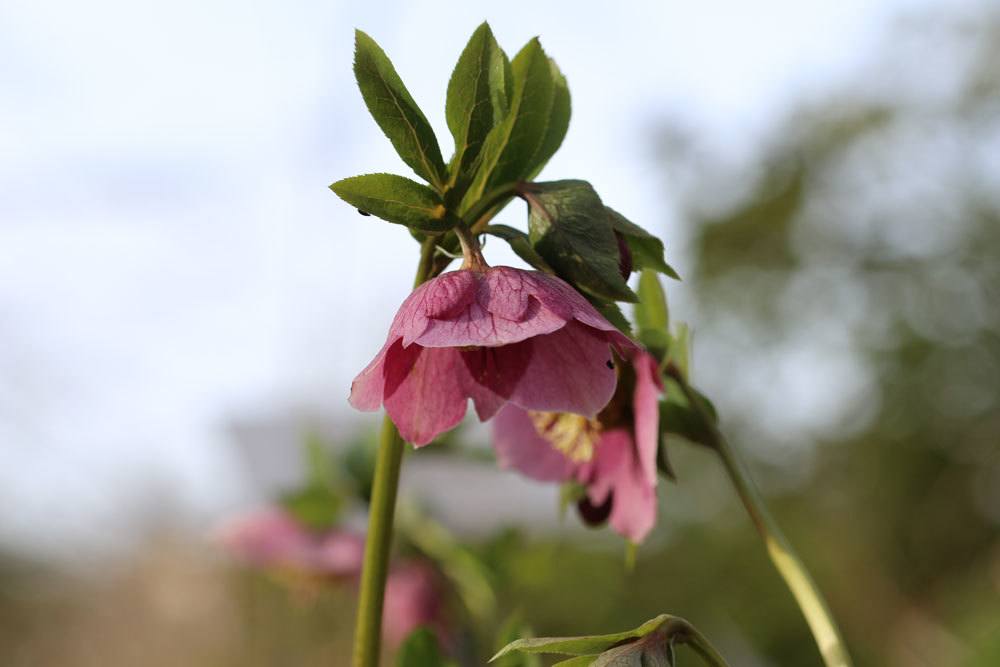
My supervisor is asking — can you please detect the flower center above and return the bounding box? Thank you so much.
[528,411,603,463]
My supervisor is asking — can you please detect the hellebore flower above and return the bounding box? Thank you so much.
[218,508,365,578]
[350,266,636,445]
[383,560,448,648]
[492,351,663,543]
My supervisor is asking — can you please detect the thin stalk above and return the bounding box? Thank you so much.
[351,239,437,667]
[667,366,853,667]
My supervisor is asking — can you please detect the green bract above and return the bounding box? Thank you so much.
[522,180,637,302]
[353,30,447,188]
[332,24,678,311]
[330,173,454,231]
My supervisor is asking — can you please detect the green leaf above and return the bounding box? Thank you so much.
[526,58,571,179]
[667,322,690,378]
[635,271,668,332]
[552,658,596,667]
[395,627,453,667]
[462,38,556,210]
[606,207,680,279]
[331,173,454,232]
[484,224,554,273]
[446,23,510,183]
[354,30,448,188]
[493,613,543,667]
[522,180,637,302]
[635,270,669,358]
[491,614,672,660]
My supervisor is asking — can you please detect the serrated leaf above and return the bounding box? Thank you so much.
[606,208,680,279]
[396,627,453,667]
[484,224,554,273]
[491,615,672,660]
[522,180,637,302]
[446,23,510,183]
[526,58,571,179]
[331,173,454,232]
[354,30,447,188]
[462,39,556,211]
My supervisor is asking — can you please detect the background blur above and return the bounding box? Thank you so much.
[2,0,999,665]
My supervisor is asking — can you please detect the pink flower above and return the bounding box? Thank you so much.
[217,508,365,578]
[383,560,447,648]
[351,266,636,445]
[492,352,663,543]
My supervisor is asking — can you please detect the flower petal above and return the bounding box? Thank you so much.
[632,351,664,488]
[509,321,618,417]
[585,429,657,543]
[459,344,532,420]
[415,267,566,348]
[383,343,469,446]
[349,338,395,411]
[608,462,657,543]
[492,405,575,482]
[394,270,478,346]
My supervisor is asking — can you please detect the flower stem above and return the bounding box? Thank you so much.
[666,366,854,667]
[351,240,437,667]
[454,224,489,272]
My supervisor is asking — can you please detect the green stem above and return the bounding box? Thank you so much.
[351,240,437,667]
[667,367,854,667]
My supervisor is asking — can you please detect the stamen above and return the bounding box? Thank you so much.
[528,411,602,463]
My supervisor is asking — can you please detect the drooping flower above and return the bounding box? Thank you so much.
[217,508,365,578]
[492,351,663,543]
[350,266,636,445]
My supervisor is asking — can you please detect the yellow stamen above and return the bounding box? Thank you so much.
[528,411,602,463]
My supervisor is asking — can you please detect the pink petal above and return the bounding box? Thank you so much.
[349,338,395,411]
[415,267,566,348]
[509,321,618,417]
[393,270,478,346]
[492,405,576,482]
[581,428,630,504]
[217,508,316,569]
[312,531,366,577]
[459,344,532,420]
[608,462,657,544]
[383,561,444,648]
[383,343,469,446]
[632,351,664,488]
[584,430,657,543]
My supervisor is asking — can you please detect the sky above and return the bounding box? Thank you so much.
[0,0,935,560]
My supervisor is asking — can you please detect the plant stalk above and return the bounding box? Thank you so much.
[667,366,854,667]
[351,239,437,667]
